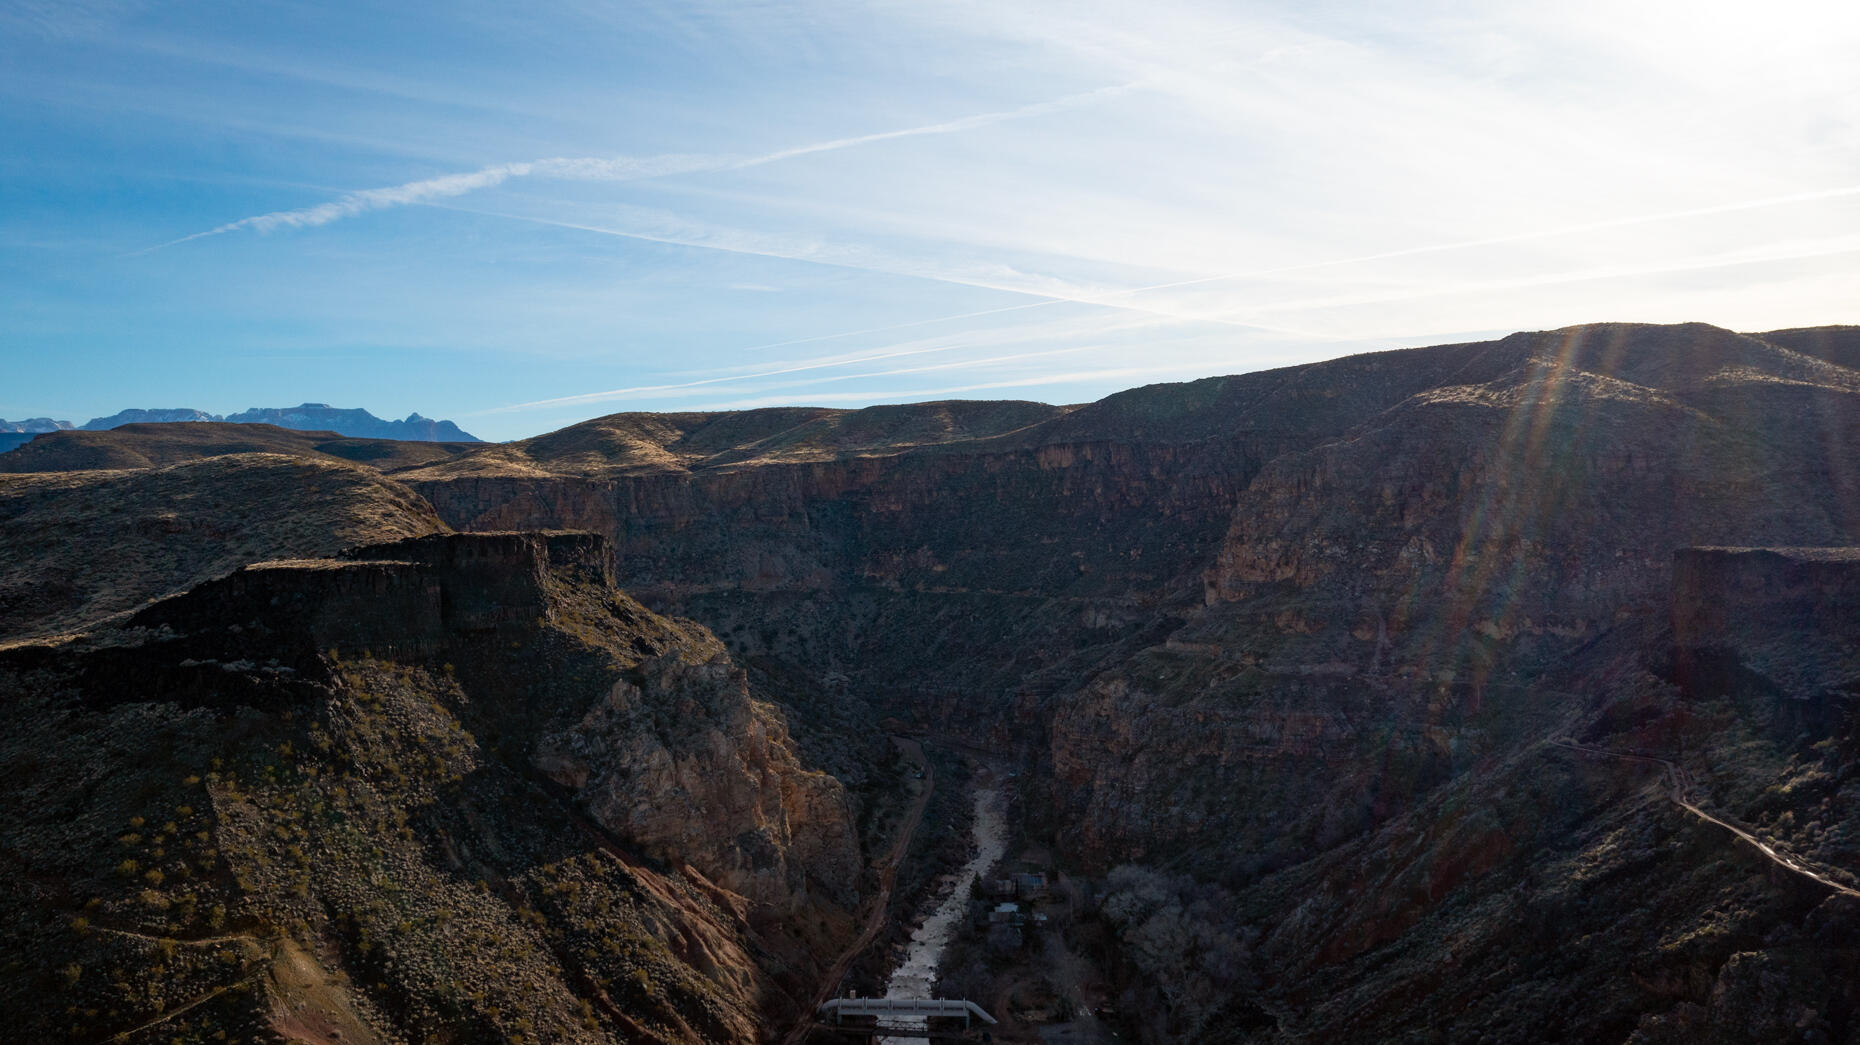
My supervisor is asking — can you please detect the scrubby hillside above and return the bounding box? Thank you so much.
[0,532,860,1044]
[0,454,448,642]
[394,400,1068,481]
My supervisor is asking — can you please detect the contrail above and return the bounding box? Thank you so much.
[723,83,1137,168]
[130,83,1139,255]
[132,156,712,253]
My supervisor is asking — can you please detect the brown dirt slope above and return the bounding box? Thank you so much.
[0,453,445,641]
[395,400,1068,479]
[1758,325,1860,371]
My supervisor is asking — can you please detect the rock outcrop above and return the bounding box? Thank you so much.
[0,531,860,1043]
[1670,545,1860,742]
[1672,546,1860,667]
[120,531,860,912]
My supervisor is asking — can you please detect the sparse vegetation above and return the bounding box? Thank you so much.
[0,536,838,1044]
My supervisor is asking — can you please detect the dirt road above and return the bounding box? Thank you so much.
[780,737,935,1045]
[1553,738,1860,898]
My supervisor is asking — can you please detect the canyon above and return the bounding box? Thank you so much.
[2,321,1858,1042]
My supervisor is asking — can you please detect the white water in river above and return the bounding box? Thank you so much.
[875,785,1006,1041]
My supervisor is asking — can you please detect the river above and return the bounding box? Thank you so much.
[876,783,1007,1041]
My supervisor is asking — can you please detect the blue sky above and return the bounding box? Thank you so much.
[3,0,1857,440]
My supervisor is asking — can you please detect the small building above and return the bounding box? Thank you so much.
[989,902,1025,925]
[1015,872,1049,899]
[986,923,1023,952]
[988,877,1017,898]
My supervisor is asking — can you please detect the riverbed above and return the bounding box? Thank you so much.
[876,783,1007,1041]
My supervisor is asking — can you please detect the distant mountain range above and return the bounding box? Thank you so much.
[0,418,73,434]
[0,403,479,446]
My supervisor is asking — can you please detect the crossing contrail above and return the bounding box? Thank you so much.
[130,83,1140,255]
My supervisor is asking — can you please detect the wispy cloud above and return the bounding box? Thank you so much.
[471,310,1180,415]
[448,203,1326,339]
[20,0,1860,439]
[1208,232,1860,322]
[0,0,142,40]
[689,363,1227,411]
[136,83,1138,254]
[710,181,1860,356]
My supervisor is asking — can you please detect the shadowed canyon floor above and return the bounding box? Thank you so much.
[4,322,1860,1043]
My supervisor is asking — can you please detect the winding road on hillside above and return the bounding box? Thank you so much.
[1553,738,1860,898]
[781,737,935,1045]
[94,931,280,1042]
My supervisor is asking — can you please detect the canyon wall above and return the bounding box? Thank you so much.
[1669,545,1860,743]
[10,322,1860,1042]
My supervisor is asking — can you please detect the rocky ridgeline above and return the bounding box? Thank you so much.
[119,531,857,910]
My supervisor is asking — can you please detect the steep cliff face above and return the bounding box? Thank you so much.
[1027,327,1860,1042]
[397,340,1585,611]
[1669,545,1860,746]
[0,532,859,1044]
[1041,656,1533,880]
[402,436,1280,744]
[1204,324,1860,680]
[1672,546,1860,686]
[533,654,859,909]
[407,439,1266,601]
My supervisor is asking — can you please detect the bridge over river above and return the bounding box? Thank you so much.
[816,997,997,1039]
